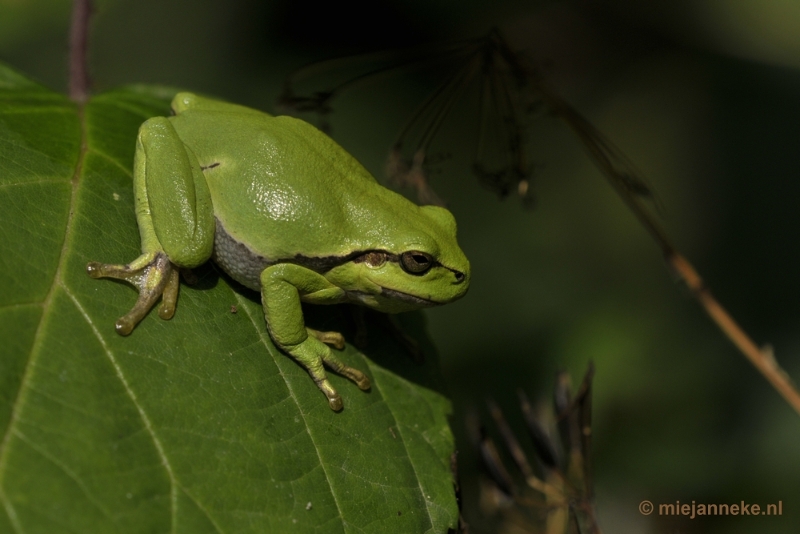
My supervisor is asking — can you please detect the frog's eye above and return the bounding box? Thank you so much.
[400,251,433,275]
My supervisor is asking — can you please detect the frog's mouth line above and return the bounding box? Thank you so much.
[379,287,440,307]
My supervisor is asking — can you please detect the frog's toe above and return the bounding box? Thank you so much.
[321,350,371,392]
[313,377,343,411]
[307,328,346,350]
[157,268,180,320]
[87,261,129,280]
[114,277,169,336]
[115,313,143,336]
[353,373,371,391]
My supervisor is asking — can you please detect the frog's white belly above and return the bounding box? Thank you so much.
[212,218,272,291]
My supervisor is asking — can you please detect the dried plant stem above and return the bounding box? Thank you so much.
[485,32,800,415]
[69,0,93,102]
[667,253,800,413]
[545,88,800,415]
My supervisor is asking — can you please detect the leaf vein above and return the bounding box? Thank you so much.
[176,485,225,534]
[0,101,89,526]
[12,428,117,524]
[63,286,179,534]
[362,363,439,531]
[0,484,22,534]
[88,147,134,178]
[233,291,347,531]
[0,178,68,189]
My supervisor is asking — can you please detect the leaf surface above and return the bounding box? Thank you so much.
[0,65,457,534]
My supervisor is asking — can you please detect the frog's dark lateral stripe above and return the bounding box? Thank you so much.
[215,218,390,273]
[288,251,452,275]
[290,251,377,273]
[214,217,361,274]
[213,218,459,285]
[213,218,390,287]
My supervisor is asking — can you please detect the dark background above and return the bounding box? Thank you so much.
[3,0,800,532]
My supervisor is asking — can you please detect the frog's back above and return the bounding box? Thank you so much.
[169,108,418,264]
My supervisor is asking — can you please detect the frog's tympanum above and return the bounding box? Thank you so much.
[88,93,470,410]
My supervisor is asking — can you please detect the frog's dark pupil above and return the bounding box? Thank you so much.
[401,251,433,274]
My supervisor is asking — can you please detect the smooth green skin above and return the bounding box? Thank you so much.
[88,92,470,411]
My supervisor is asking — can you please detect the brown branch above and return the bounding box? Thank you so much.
[667,253,800,413]
[540,86,800,416]
[69,0,93,102]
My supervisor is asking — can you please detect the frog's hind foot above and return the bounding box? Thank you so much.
[87,251,179,335]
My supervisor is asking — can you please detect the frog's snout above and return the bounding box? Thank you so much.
[450,267,470,299]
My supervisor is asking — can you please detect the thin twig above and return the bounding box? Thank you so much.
[489,32,800,415]
[539,86,800,416]
[69,0,93,102]
[667,253,800,413]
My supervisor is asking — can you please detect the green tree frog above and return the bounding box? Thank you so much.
[87,93,470,411]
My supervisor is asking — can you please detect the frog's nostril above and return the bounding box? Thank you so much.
[454,271,465,283]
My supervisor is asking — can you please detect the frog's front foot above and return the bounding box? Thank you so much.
[86,251,180,335]
[288,336,371,411]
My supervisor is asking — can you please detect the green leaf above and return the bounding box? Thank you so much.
[0,64,458,534]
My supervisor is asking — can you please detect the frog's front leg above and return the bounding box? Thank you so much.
[260,264,371,411]
[88,117,214,335]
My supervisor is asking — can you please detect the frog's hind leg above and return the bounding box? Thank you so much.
[87,251,179,335]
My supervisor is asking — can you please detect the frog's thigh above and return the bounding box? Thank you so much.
[135,117,214,268]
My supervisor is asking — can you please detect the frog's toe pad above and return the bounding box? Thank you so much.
[355,373,371,391]
[86,262,105,279]
[314,377,344,411]
[115,318,135,336]
[328,394,343,412]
